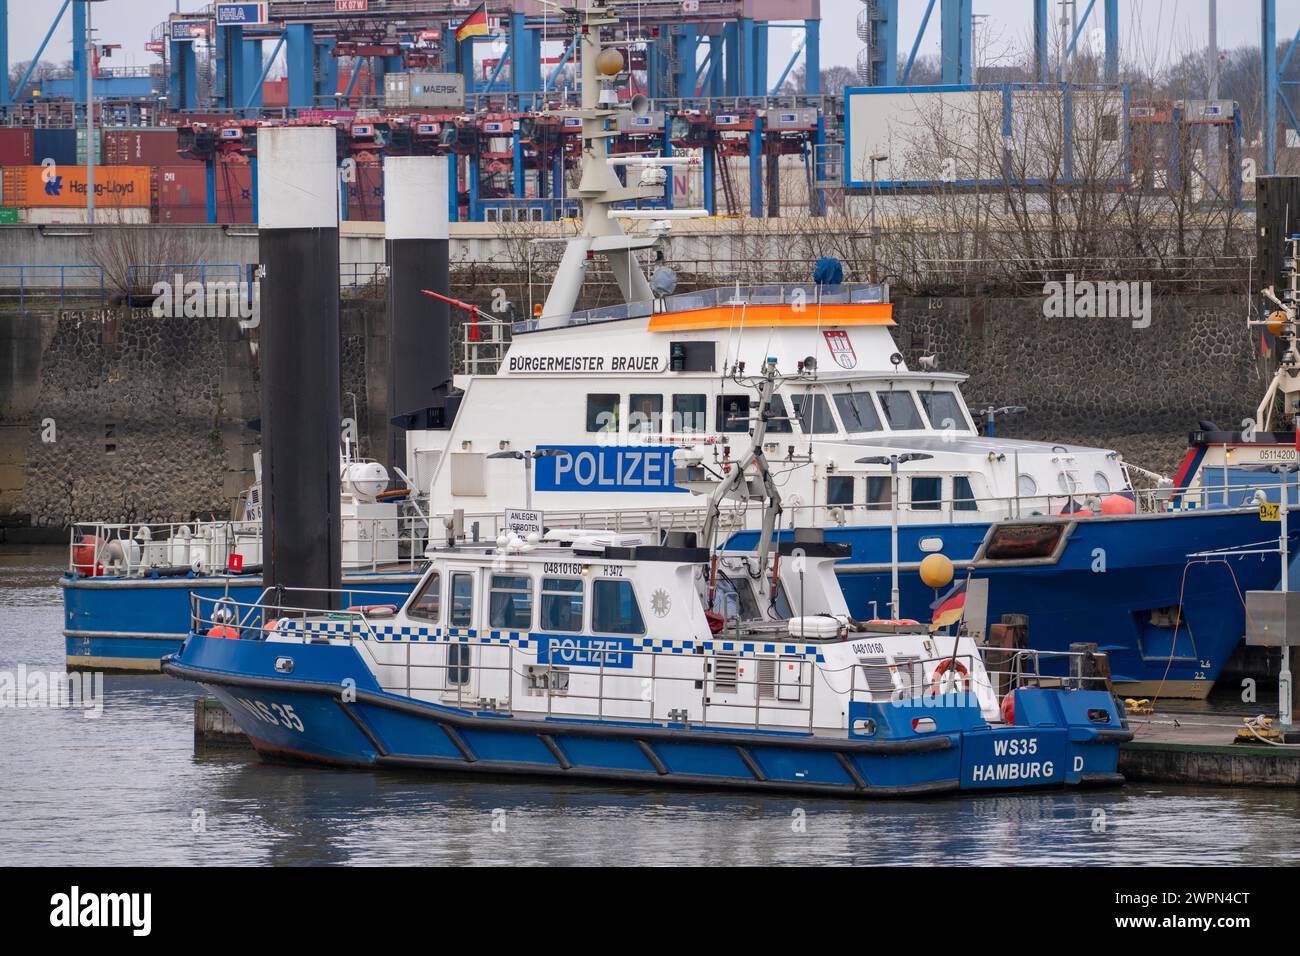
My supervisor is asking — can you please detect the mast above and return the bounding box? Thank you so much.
[540,1,667,320]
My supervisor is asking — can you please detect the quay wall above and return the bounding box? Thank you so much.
[0,290,1260,531]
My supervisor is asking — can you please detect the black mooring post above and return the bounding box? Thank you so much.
[257,127,342,611]
[384,156,452,473]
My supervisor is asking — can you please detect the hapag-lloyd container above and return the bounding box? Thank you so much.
[2,165,151,207]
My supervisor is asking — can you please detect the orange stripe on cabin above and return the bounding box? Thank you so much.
[646,302,894,333]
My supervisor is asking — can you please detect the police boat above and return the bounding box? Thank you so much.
[163,360,1131,797]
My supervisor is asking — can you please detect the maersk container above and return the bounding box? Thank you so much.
[383,71,464,110]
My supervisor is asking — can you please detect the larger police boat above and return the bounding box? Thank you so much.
[164,361,1130,796]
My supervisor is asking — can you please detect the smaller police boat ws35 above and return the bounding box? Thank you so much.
[163,361,1131,797]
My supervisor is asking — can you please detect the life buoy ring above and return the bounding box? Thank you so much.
[928,657,970,696]
[348,604,397,616]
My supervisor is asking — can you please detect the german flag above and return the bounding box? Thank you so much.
[455,2,489,43]
[928,579,967,632]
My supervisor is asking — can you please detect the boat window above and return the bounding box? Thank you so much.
[953,476,979,511]
[1018,474,1038,497]
[877,390,924,430]
[450,572,474,628]
[865,475,892,510]
[1094,471,1112,493]
[919,390,966,431]
[672,394,707,433]
[827,475,854,507]
[717,394,751,433]
[447,643,471,685]
[833,389,883,433]
[489,574,533,630]
[586,394,620,433]
[591,579,646,635]
[910,476,942,510]
[629,394,663,434]
[540,577,584,633]
[790,391,837,433]
[708,575,761,620]
[764,393,793,433]
[407,570,441,622]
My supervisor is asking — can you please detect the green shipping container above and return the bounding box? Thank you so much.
[75,128,103,165]
[0,207,17,224]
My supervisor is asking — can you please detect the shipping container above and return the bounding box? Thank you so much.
[21,206,150,225]
[344,164,384,221]
[383,71,465,109]
[263,78,288,107]
[214,163,254,223]
[32,128,76,167]
[156,164,208,207]
[104,128,197,166]
[157,206,210,224]
[0,207,18,224]
[0,128,34,166]
[2,165,151,208]
[76,128,103,165]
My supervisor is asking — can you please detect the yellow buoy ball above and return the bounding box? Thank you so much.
[919,553,954,589]
[595,48,625,76]
[1267,310,1290,337]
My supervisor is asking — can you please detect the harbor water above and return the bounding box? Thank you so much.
[3,545,1298,867]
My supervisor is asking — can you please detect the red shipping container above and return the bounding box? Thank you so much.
[158,206,210,224]
[156,165,208,208]
[344,164,384,221]
[263,79,288,108]
[104,128,200,167]
[0,128,34,166]
[214,163,254,224]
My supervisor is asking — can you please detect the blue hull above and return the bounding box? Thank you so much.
[730,509,1290,697]
[164,635,1129,797]
[61,572,420,671]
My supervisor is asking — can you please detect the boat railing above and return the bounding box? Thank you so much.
[189,595,1115,731]
[775,476,1293,530]
[511,282,888,334]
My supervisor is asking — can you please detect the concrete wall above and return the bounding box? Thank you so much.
[2,297,387,530]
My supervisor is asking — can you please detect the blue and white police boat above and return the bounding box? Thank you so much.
[163,361,1130,796]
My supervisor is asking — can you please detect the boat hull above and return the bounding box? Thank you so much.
[731,508,1288,699]
[163,635,1129,798]
[61,572,420,672]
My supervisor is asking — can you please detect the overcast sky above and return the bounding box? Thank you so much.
[10,0,1297,80]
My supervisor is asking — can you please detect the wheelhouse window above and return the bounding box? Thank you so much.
[672,394,707,433]
[877,390,924,430]
[629,394,663,434]
[833,390,883,433]
[540,577,584,633]
[790,391,837,434]
[450,572,474,628]
[717,394,751,433]
[764,393,793,433]
[865,476,892,510]
[447,643,471,685]
[827,475,855,507]
[586,394,619,433]
[489,574,534,630]
[592,579,645,635]
[953,475,979,511]
[408,570,441,622]
[910,476,942,511]
[919,390,967,431]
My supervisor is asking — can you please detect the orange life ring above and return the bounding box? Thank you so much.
[928,657,970,695]
[348,604,398,615]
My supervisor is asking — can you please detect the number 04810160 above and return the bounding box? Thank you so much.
[234,696,305,732]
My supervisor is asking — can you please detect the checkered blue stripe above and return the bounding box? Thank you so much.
[273,620,823,661]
